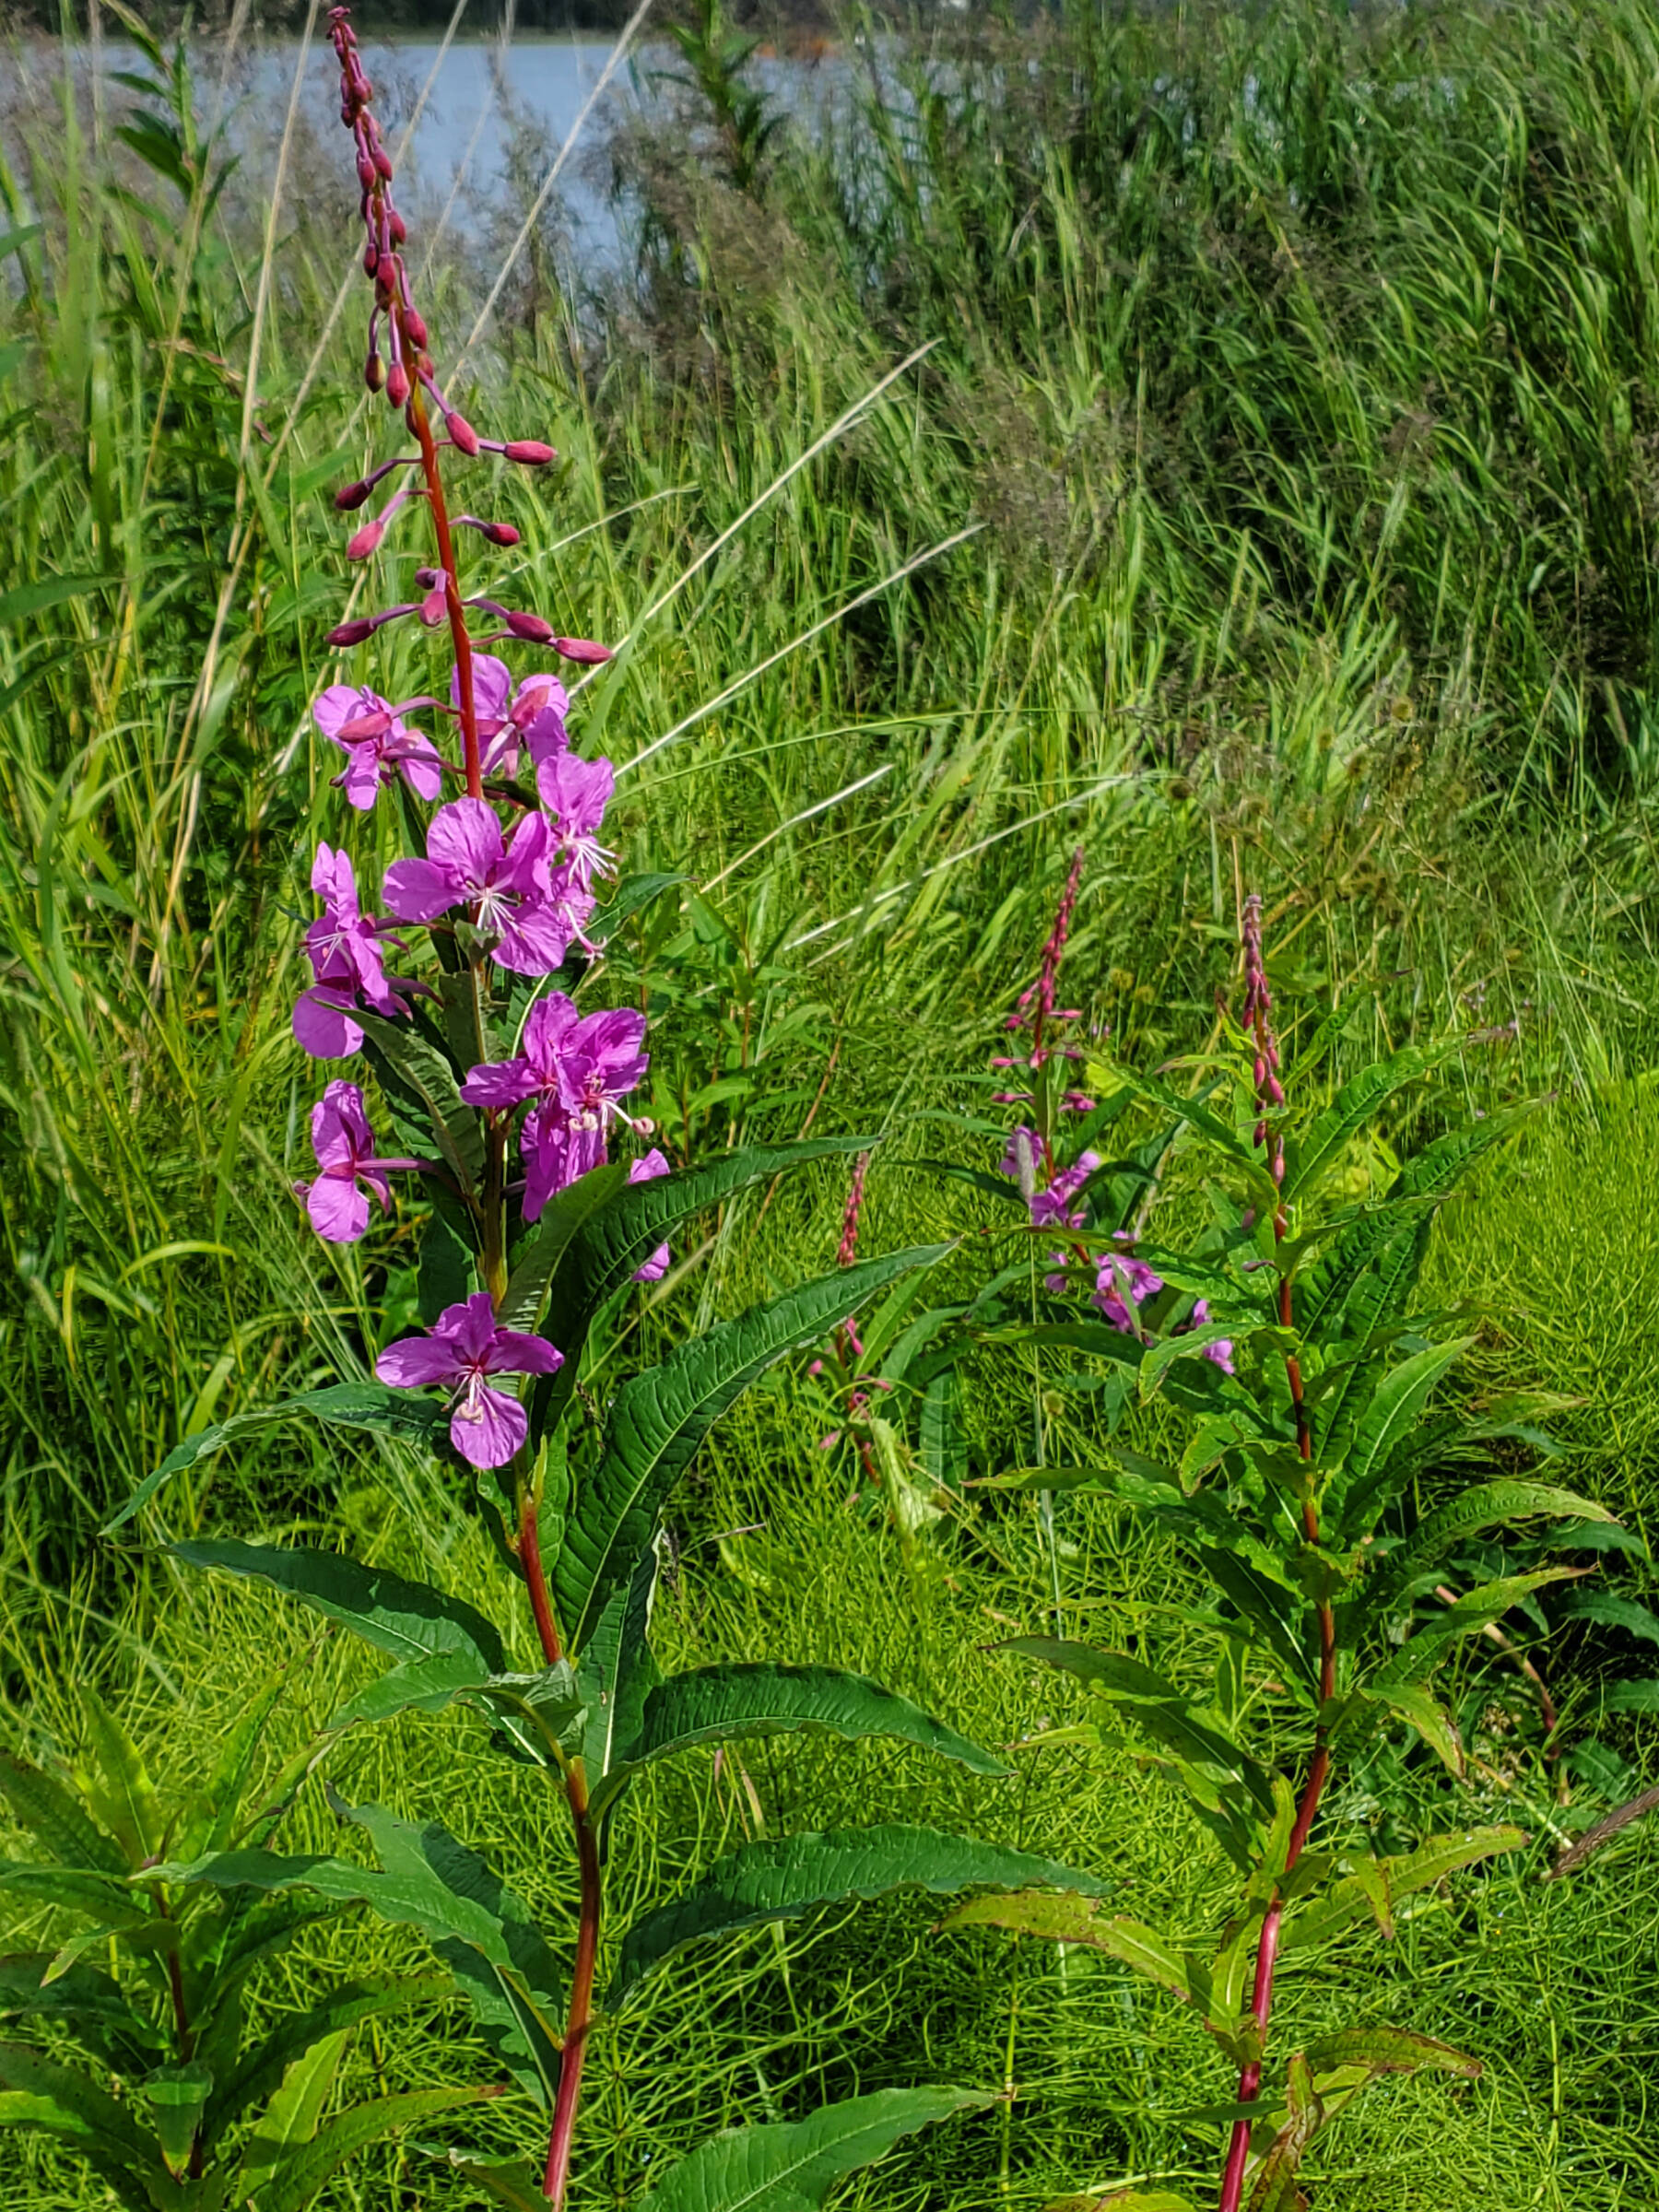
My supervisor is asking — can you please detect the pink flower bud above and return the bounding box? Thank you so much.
[335,478,372,512]
[457,515,520,547]
[502,609,555,643]
[403,309,428,348]
[554,635,614,664]
[385,361,410,408]
[372,146,394,180]
[419,582,449,626]
[447,412,481,457]
[346,516,385,561]
[327,618,376,647]
[388,210,406,245]
[357,153,376,190]
[364,352,385,393]
[504,440,558,465]
[362,240,378,277]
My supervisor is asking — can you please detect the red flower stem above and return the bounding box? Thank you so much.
[518,1487,562,1668]
[1215,1224,1335,2212]
[407,383,482,799]
[545,1765,602,2206]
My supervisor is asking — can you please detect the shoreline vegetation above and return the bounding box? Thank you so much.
[4,0,1659,2204]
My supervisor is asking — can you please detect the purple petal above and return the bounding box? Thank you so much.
[483,1328,564,1379]
[632,1242,671,1284]
[306,1172,371,1243]
[312,1079,373,1170]
[312,841,358,914]
[383,856,463,924]
[629,1147,670,1184]
[495,809,552,897]
[313,684,386,745]
[521,1109,576,1223]
[397,733,444,804]
[338,746,384,812]
[493,900,572,977]
[522,994,582,1074]
[536,751,614,836]
[460,1055,539,1109]
[427,797,505,889]
[375,1333,464,1387]
[457,653,512,727]
[450,1382,527,1470]
[293,988,363,1059]
[433,1290,503,1365]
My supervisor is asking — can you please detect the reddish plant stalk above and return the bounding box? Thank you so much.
[1216,900,1337,2212]
[519,1488,563,1669]
[407,387,483,799]
[545,1770,603,2206]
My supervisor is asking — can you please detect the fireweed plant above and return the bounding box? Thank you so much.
[936,886,1618,2210]
[96,17,1113,2206]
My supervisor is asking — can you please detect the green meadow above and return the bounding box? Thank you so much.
[3,0,1659,2205]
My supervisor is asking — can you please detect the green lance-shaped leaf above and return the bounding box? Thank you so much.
[204,1972,452,2147]
[418,2147,547,2210]
[635,2084,994,2212]
[169,1540,505,1677]
[239,2027,348,2203]
[1302,2025,1480,2080]
[145,2059,214,2180]
[1357,1684,1464,1776]
[578,1542,664,1787]
[78,1687,163,1868]
[356,1009,485,1193]
[942,1891,1193,2003]
[152,1802,563,2111]
[500,1160,629,1331]
[0,1862,137,1923]
[1359,1483,1614,1624]
[0,1752,124,1874]
[177,1665,288,1863]
[558,1245,948,1653]
[535,1133,874,1436]
[601,1663,1006,1812]
[1281,1044,1452,1206]
[1367,1571,1583,1688]
[997,1639,1185,1703]
[1328,1336,1471,1528]
[610,1824,1109,2004]
[104,1384,450,1533]
[249,2085,496,2212]
[1283,1826,1525,1952]
[0,2038,161,2171]
[0,1953,154,2049]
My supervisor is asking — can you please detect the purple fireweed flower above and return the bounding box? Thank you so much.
[313,684,442,810]
[461,993,650,1222]
[293,843,404,1058]
[1028,1149,1100,1232]
[1093,1239,1164,1334]
[382,798,573,974]
[535,751,615,894]
[1186,1297,1236,1375]
[629,1147,672,1281]
[293,1079,421,1241]
[456,654,570,779]
[375,1291,562,1469]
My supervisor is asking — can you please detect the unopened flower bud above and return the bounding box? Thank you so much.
[503,440,558,465]
[457,515,521,547]
[419,582,449,627]
[1253,1055,1265,1086]
[363,240,378,277]
[364,351,385,393]
[327,618,377,647]
[1265,1076,1286,1107]
[335,478,373,511]
[447,412,481,457]
[554,635,614,664]
[403,309,428,348]
[372,145,394,180]
[502,609,555,643]
[357,153,376,190]
[388,209,406,245]
[385,361,410,407]
[346,516,385,561]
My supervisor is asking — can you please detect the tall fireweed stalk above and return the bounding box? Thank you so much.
[95,18,1120,2205]
[938,884,1611,2210]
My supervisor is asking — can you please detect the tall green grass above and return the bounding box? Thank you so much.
[2,2,1659,2203]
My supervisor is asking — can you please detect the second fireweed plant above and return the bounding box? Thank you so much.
[106,15,1105,2206]
[942,890,1612,2211]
